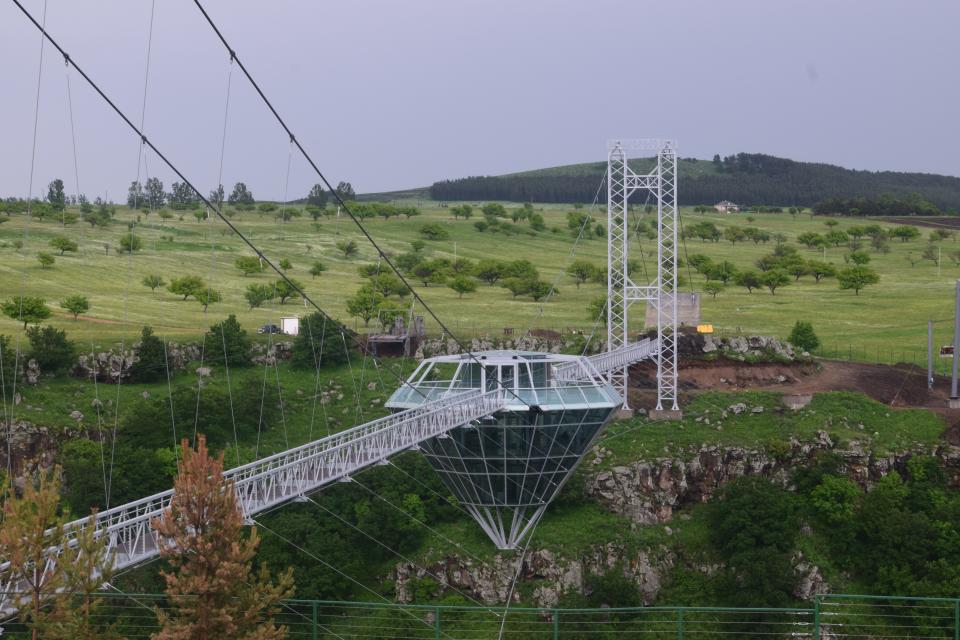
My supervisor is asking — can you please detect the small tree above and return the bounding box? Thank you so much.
[848,250,871,265]
[706,261,738,284]
[475,259,505,285]
[210,314,252,367]
[448,275,478,299]
[168,275,206,300]
[60,294,90,320]
[419,222,449,241]
[760,269,790,295]
[806,260,836,283]
[723,226,746,245]
[142,274,166,291]
[244,283,274,309]
[279,258,293,272]
[566,260,597,288]
[49,236,78,255]
[838,266,880,295]
[309,261,327,279]
[152,436,294,640]
[703,282,724,299]
[788,321,819,352]
[196,287,222,312]
[2,296,52,328]
[587,295,608,323]
[274,279,303,305]
[921,244,940,265]
[235,256,263,276]
[527,280,554,301]
[119,233,143,253]
[735,269,762,293]
[346,285,382,325]
[336,240,359,258]
[36,252,55,269]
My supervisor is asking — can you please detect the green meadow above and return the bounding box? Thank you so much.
[0,203,956,362]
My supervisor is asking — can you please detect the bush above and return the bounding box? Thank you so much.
[26,324,75,373]
[209,315,252,367]
[291,312,352,370]
[419,222,449,241]
[788,321,819,352]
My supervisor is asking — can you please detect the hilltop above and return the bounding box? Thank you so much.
[426,153,960,209]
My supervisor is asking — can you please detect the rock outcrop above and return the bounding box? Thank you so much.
[587,435,959,526]
[393,544,674,608]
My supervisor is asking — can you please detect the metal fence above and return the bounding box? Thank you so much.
[2,593,960,639]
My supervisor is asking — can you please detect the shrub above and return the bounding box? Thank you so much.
[26,324,75,373]
[419,222,449,241]
[788,321,819,352]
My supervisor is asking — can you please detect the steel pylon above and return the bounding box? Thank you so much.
[606,139,679,411]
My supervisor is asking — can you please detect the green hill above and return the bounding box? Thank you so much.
[428,153,960,210]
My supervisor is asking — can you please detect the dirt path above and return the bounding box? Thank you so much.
[630,357,960,414]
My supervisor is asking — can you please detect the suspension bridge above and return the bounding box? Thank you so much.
[1,0,683,608]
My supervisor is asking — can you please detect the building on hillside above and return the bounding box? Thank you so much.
[714,200,740,213]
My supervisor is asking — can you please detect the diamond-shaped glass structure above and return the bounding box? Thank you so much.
[386,351,621,549]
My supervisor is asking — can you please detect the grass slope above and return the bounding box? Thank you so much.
[0,206,957,363]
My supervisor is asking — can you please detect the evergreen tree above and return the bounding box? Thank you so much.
[152,436,294,640]
[209,315,252,367]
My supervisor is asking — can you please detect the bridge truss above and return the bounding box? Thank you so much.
[606,139,679,411]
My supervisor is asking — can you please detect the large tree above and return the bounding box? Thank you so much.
[46,179,66,211]
[145,177,166,209]
[307,184,328,208]
[151,436,294,640]
[228,182,255,206]
[127,180,145,208]
[334,181,355,202]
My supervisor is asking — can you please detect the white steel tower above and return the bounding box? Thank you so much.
[606,139,679,412]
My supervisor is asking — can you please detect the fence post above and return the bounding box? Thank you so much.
[434,607,441,640]
[813,597,820,640]
[954,599,959,640]
[311,601,319,640]
[552,609,560,640]
[677,608,684,640]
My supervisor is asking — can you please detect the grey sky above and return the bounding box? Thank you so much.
[2,0,957,201]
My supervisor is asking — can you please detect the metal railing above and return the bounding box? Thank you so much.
[0,388,506,596]
[554,338,659,382]
[5,593,959,639]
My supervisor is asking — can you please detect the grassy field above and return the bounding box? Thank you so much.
[0,203,958,360]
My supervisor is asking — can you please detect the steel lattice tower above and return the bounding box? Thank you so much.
[606,139,679,412]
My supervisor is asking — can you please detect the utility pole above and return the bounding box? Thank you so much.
[951,280,960,407]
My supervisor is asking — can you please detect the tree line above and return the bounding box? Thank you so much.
[430,153,960,209]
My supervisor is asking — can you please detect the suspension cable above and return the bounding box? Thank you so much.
[188,0,532,408]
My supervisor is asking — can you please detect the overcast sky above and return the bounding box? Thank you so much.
[1,0,957,201]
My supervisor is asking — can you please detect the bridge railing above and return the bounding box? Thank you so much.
[555,338,659,382]
[6,388,507,580]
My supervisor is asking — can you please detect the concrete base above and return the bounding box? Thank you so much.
[649,409,684,421]
[614,408,635,420]
[949,398,960,409]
